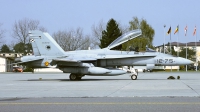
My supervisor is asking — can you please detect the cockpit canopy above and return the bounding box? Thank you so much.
[106,29,142,49]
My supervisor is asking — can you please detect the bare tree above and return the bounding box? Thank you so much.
[84,34,97,49]
[118,22,129,34]
[38,26,48,32]
[91,20,105,47]
[8,41,16,52]
[0,23,5,45]
[53,27,93,51]
[79,34,95,50]
[53,30,70,51]
[12,18,47,44]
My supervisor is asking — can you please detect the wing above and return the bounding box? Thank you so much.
[50,57,97,66]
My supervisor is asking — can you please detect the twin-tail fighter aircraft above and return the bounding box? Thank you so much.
[15,29,193,80]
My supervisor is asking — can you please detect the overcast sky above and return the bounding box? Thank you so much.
[0,0,200,46]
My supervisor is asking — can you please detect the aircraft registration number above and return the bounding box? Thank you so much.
[156,59,174,63]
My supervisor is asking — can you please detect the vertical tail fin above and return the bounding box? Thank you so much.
[29,30,65,56]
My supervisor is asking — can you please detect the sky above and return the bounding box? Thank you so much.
[0,0,200,47]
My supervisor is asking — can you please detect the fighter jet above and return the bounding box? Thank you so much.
[15,30,193,80]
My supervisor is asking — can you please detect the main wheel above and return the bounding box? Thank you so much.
[131,75,137,80]
[69,73,77,81]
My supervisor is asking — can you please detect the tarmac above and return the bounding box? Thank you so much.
[0,71,200,98]
[1,72,200,112]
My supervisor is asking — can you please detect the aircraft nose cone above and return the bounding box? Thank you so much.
[176,57,194,65]
[189,60,194,65]
[183,58,194,65]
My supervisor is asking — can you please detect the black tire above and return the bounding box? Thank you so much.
[131,75,137,80]
[69,73,77,81]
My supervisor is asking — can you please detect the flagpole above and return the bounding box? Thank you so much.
[174,25,179,71]
[164,25,166,54]
[170,29,172,72]
[178,25,179,57]
[186,42,188,71]
[164,25,166,71]
[185,25,188,72]
[170,30,171,54]
[195,29,197,71]
[186,39,188,72]
[167,26,172,72]
[177,25,179,71]
[186,36,187,72]
[176,31,178,56]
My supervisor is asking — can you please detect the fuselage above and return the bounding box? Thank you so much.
[17,48,193,69]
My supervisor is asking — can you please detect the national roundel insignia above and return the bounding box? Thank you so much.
[46,45,51,50]
[44,61,49,66]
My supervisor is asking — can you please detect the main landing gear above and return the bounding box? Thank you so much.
[69,73,84,81]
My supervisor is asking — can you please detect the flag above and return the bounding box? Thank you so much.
[167,27,171,35]
[193,26,196,36]
[184,26,187,36]
[174,25,179,34]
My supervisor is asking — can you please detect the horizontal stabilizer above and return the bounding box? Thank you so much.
[17,57,44,64]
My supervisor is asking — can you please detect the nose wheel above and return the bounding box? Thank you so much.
[131,74,137,80]
[126,67,138,80]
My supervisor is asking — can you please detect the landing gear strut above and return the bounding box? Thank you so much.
[126,66,138,80]
[123,66,138,80]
